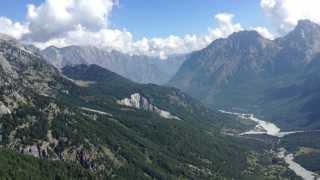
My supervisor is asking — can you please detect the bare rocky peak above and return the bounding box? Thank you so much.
[174,20,320,81]
[228,30,269,45]
[0,33,16,41]
[278,20,320,48]
[295,19,320,34]
[274,20,320,64]
[171,30,278,88]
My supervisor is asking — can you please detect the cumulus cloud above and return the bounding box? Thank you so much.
[32,25,134,51]
[253,26,275,39]
[207,13,243,39]
[131,13,244,57]
[25,0,115,41]
[0,17,29,39]
[261,0,320,32]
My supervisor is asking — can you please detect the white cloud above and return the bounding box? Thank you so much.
[0,17,29,39]
[253,26,275,39]
[205,13,243,42]
[209,13,243,38]
[261,0,276,8]
[128,13,244,57]
[261,0,320,32]
[32,25,133,49]
[25,0,115,41]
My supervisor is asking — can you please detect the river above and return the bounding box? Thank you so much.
[219,110,320,180]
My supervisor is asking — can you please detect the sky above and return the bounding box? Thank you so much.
[110,0,266,38]
[0,0,320,59]
[1,0,265,38]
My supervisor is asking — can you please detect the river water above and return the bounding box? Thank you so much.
[219,110,320,180]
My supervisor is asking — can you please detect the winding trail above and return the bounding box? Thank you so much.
[219,110,320,180]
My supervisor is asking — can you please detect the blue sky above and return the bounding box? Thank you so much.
[1,0,267,38]
[1,0,42,20]
[111,0,266,38]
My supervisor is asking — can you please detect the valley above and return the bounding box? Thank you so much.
[166,20,320,180]
[1,1,320,179]
[220,110,320,180]
[0,33,305,179]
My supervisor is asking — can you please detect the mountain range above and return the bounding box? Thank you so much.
[0,33,299,179]
[41,46,187,85]
[170,20,320,130]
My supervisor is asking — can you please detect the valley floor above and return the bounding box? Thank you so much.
[220,110,320,180]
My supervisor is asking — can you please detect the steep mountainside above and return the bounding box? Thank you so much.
[170,31,278,100]
[41,46,186,84]
[0,35,297,179]
[170,20,320,130]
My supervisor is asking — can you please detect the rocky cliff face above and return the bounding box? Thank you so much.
[117,93,181,120]
[0,33,59,111]
[0,35,78,163]
[42,45,187,84]
[170,31,278,91]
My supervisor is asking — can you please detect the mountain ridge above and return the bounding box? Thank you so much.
[41,45,187,85]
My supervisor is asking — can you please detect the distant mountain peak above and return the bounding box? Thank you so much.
[277,19,320,56]
[42,45,187,84]
[229,30,263,39]
[290,19,320,39]
[227,30,271,48]
[0,33,16,41]
[46,45,60,50]
[205,30,269,51]
[296,19,319,30]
